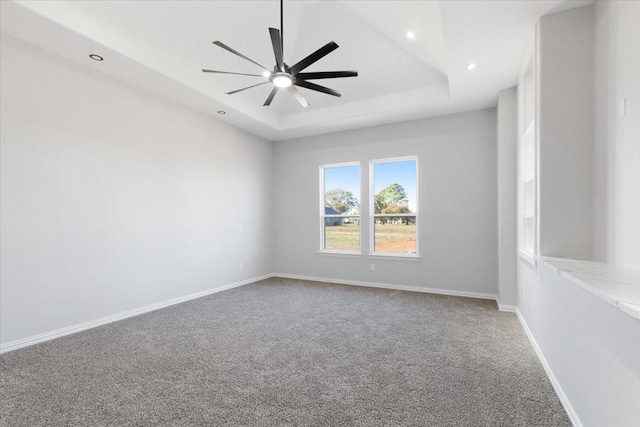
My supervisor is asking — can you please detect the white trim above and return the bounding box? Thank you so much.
[0,270,579,427]
[368,155,419,165]
[372,213,416,217]
[320,160,361,169]
[367,253,421,261]
[274,273,497,301]
[318,251,362,258]
[515,309,582,427]
[518,248,538,267]
[0,273,273,354]
[497,302,517,313]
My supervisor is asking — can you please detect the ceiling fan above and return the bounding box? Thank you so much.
[202,0,358,108]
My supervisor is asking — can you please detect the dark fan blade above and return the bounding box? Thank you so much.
[264,87,278,106]
[294,80,342,97]
[289,42,339,75]
[213,41,271,73]
[202,69,265,77]
[269,28,284,72]
[288,86,309,108]
[226,81,270,95]
[295,71,358,80]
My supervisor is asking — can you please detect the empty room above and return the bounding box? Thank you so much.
[1,0,638,426]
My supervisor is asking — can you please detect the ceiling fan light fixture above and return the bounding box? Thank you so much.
[273,74,292,88]
[203,0,357,107]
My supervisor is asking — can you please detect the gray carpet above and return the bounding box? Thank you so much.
[1,278,571,426]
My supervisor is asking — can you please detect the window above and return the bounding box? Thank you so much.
[320,163,360,253]
[370,157,418,256]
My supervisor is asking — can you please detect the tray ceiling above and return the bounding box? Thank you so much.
[0,0,591,141]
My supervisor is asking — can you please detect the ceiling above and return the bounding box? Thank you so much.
[0,0,591,141]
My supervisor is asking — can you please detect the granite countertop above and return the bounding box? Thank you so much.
[541,256,640,320]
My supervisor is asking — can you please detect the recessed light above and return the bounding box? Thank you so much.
[217,110,226,115]
[89,54,103,61]
[467,63,477,70]
[262,70,271,78]
[406,31,415,40]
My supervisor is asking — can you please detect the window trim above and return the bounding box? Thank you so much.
[369,156,419,258]
[319,161,362,254]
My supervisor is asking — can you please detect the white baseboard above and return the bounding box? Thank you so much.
[273,273,498,301]
[0,273,504,354]
[0,271,581,427]
[0,273,273,354]
[497,301,517,312]
[515,309,582,427]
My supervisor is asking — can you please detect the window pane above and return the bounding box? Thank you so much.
[373,160,416,215]
[374,217,416,253]
[324,165,360,215]
[322,164,360,252]
[324,217,360,251]
[372,159,417,254]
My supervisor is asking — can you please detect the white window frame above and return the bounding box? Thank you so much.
[319,161,362,254]
[369,156,419,258]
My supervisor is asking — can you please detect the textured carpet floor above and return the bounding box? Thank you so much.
[1,278,571,426]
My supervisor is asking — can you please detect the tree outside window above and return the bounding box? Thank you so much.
[320,163,360,252]
[371,158,418,255]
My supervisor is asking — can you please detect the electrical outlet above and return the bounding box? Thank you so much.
[239,263,244,271]
[239,225,243,233]
[370,264,375,272]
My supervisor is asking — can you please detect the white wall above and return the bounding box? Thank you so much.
[497,88,518,307]
[0,37,274,346]
[538,4,594,260]
[592,0,640,271]
[274,109,498,297]
[516,4,640,426]
[517,260,640,427]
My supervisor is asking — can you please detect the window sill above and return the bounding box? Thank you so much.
[317,251,363,259]
[368,253,421,261]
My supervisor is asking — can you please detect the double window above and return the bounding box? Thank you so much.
[320,157,418,257]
